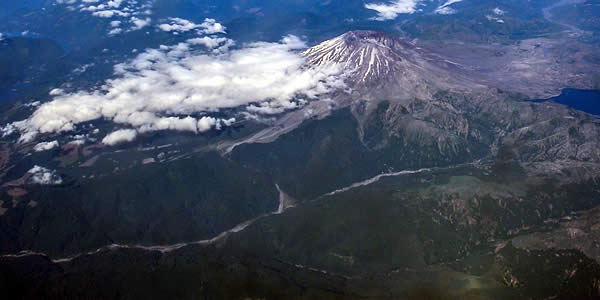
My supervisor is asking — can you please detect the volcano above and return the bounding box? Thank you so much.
[302,31,477,102]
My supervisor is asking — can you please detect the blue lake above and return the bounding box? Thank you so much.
[535,89,600,116]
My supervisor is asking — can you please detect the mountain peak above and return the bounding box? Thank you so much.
[338,30,406,48]
[307,30,409,50]
[302,31,413,85]
[302,31,475,103]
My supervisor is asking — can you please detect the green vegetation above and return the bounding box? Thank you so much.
[0,152,278,256]
[4,160,600,299]
[232,106,486,201]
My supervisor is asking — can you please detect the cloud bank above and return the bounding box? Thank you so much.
[6,19,345,145]
[365,0,423,20]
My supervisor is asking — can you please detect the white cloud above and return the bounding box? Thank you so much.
[0,33,3,41]
[108,28,122,35]
[1,123,17,138]
[73,63,95,74]
[197,116,218,132]
[159,17,200,33]
[2,120,36,142]
[493,7,505,15]
[69,139,86,145]
[138,116,198,133]
[158,18,226,34]
[434,0,463,15]
[92,10,121,18]
[102,128,137,145]
[129,17,150,31]
[199,18,226,34]
[33,140,59,152]
[25,101,41,107]
[68,133,95,145]
[56,0,154,35]
[19,131,38,143]
[365,0,423,20]
[486,15,505,23]
[49,88,64,96]
[107,0,124,8]
[186,36,231,50]
[27,165,63,185]
[8,32,345,143]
